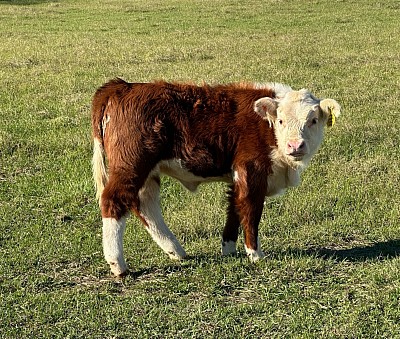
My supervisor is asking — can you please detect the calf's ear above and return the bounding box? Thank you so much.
[254,97,278,126]
[319,99,341,127]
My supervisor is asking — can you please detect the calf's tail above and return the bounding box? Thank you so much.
[91,83,112,205]
[92,137,108,204]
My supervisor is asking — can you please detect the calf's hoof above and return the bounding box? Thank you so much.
[221,240,237,256]
[167,249,187,260]
[108,261,128,277]
[245,246,265,262]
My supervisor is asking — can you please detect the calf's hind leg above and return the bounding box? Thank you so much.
[102,216,128,276]
[138,174,187,260]
[100,175,137,277]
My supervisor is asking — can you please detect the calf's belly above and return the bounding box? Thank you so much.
[158,159,232,192]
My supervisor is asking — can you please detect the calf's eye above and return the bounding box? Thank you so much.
[311,118,318,125]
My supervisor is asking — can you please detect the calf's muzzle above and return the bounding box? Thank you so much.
[287,139,306,159]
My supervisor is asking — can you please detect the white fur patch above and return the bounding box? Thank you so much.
[266,149,305,197]
[159,159,232,192]
[139,175,187,259]
[221,240,237,255]
[233,170,239,182]
[254,82,293,99]
[272,89,325,167]
[102,217,127,276]
[245,238,265,262]
[102,114,110,136]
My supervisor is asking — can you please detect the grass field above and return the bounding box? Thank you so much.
[1,0,400,337]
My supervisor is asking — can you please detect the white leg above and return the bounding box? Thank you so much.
[139,176,186,260]
[245,237,265,262]
[221,240,237,256]
[102,216,128,276]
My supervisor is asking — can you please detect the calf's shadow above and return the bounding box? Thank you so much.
[290,239,400,262]
[124,240,400,279]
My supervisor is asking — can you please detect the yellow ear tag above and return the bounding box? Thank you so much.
[327,106,336,127]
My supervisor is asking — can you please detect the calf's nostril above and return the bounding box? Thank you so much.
[288,140,305,153]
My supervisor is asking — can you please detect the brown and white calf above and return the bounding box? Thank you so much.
[91,78,341,276]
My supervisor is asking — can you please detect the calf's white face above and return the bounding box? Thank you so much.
[255,89,341,166]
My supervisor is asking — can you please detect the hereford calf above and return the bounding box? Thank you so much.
[91,78,341,277]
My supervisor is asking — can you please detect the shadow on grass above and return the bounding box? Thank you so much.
[125,254,212,280]
[122,240,400,279]
[299,239,400,262]
[126,265,184,280]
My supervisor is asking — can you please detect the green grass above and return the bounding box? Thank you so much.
[1,0,400,337]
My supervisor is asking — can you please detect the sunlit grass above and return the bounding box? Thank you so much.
[0,0,399,337]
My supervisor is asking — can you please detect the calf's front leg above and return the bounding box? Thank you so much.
[238,198,266,262]
[221,186,240,256]
[229,166,267,261]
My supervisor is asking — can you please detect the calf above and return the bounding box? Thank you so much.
[91,79,341,276]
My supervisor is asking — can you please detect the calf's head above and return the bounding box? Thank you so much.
[254,89,341,166]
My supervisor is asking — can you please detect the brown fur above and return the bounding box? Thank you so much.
[92,78,279,251]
